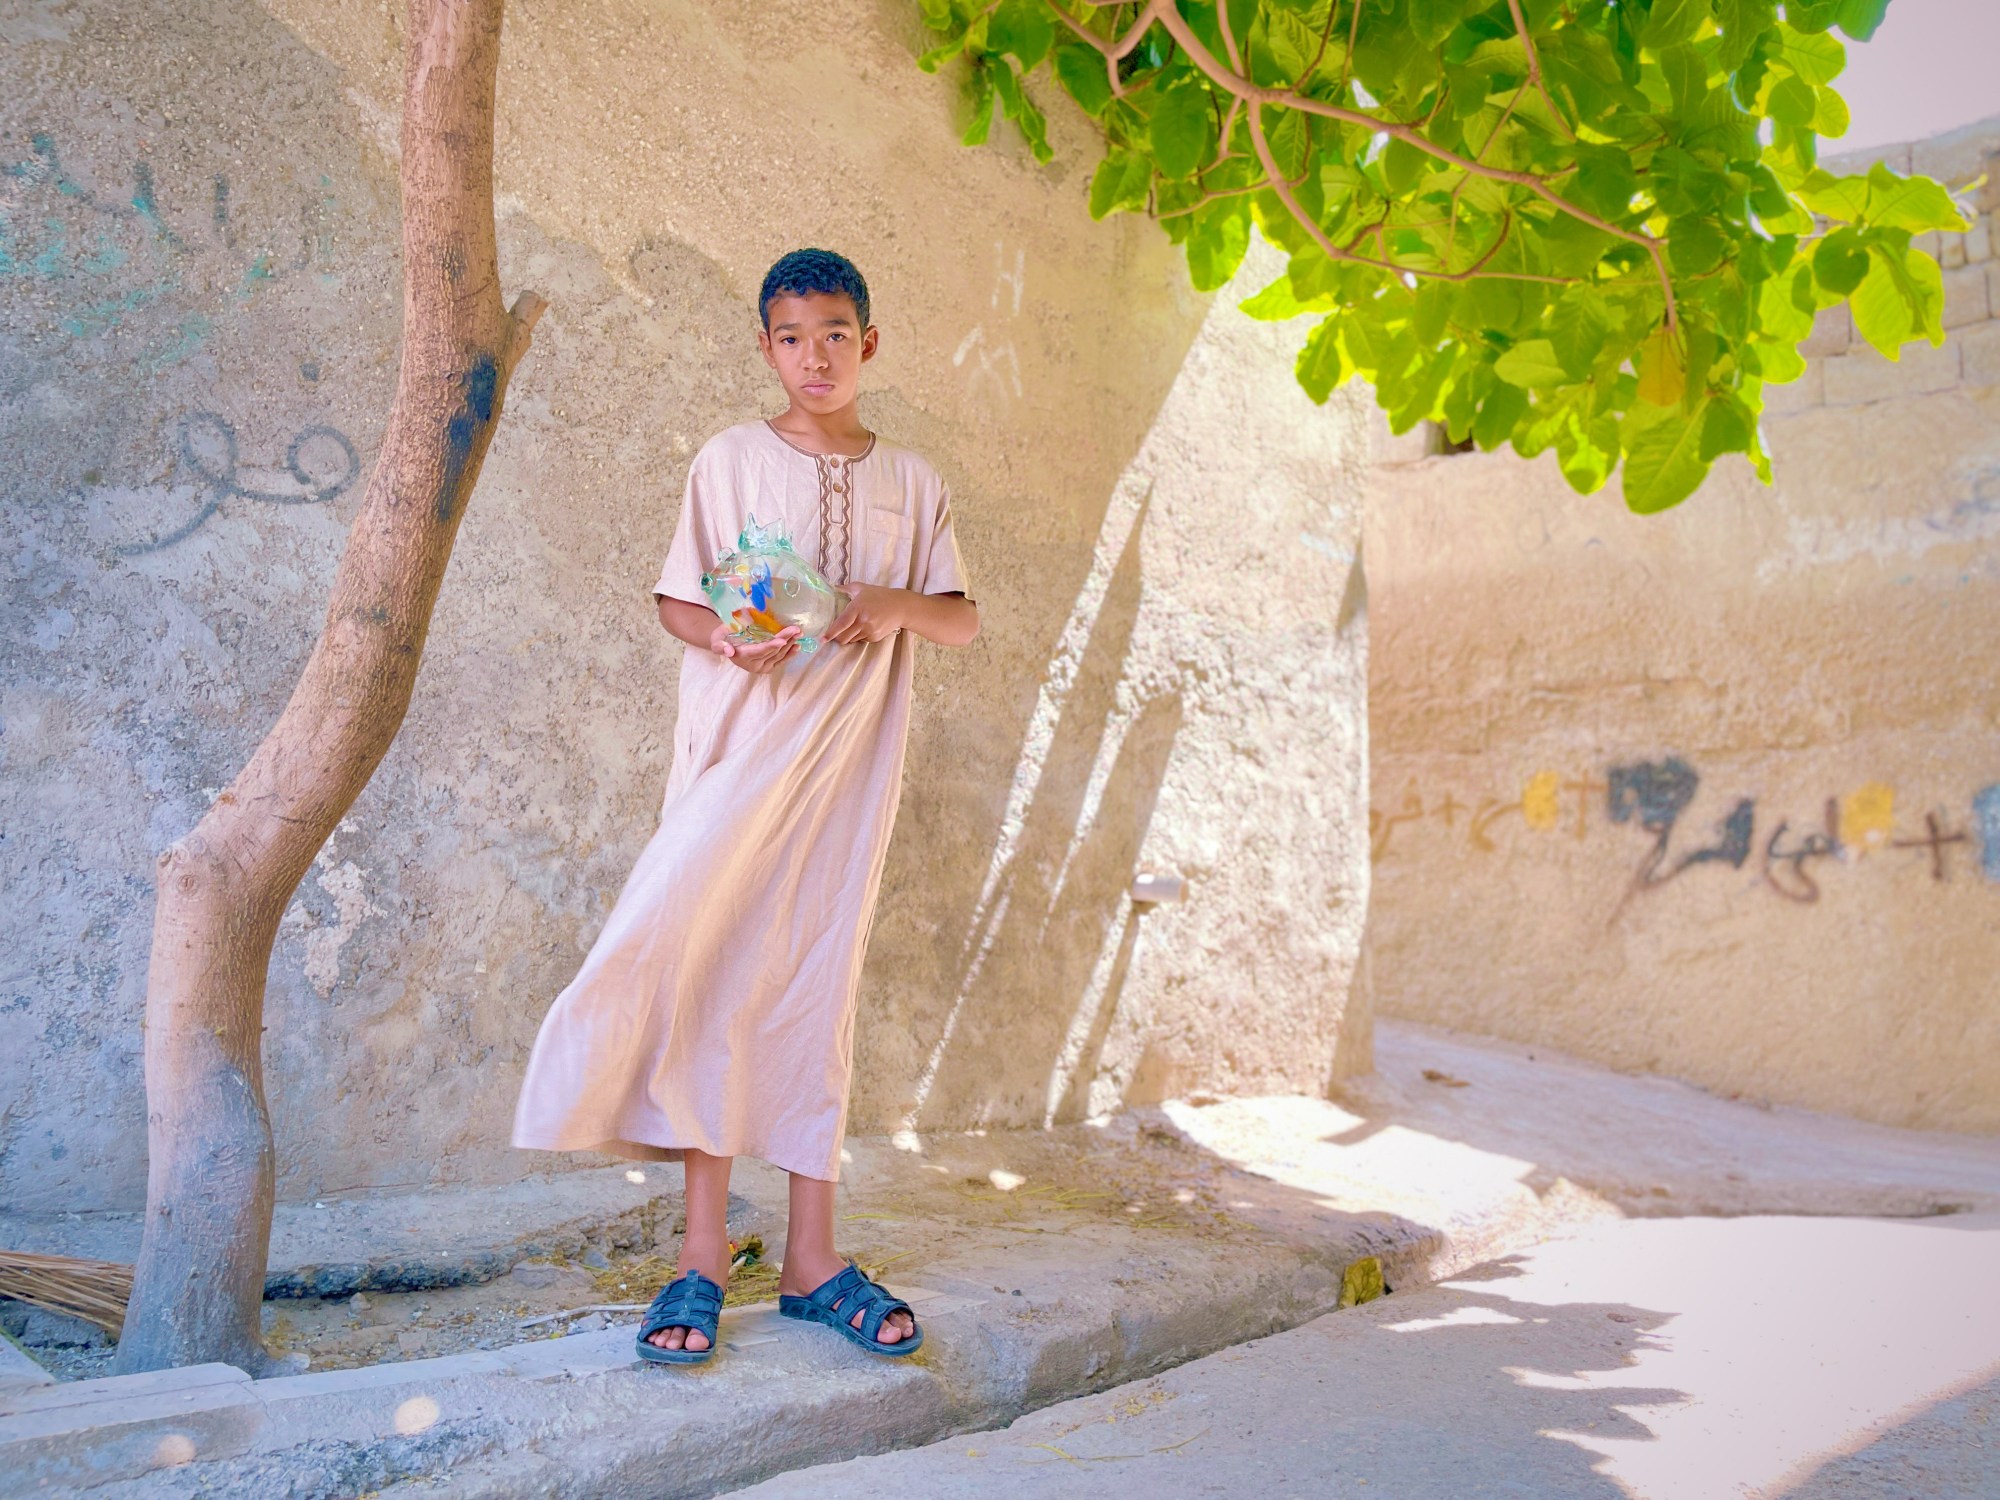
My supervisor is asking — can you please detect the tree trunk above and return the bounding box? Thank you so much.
[114,0,545,1375]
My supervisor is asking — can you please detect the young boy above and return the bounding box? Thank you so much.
[513,249,979,1362]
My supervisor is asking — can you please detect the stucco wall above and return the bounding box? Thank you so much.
[0,0,1368,1214]
[1364,120,2000,1134]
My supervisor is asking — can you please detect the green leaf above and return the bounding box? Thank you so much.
[1252,5,1320,87]
[1473,378,1529,450]
[1353,19,1433,104]
[1548,290,1611,378]
[1571,145,1640,221]
[1850,243,1943,357]
[1408,0,1461,48]
[1833,0,1889,40]
[1636,324,1685,406]
[1637,0,1707,50]
[1774,25,1845,85]
[986,0,1054,70]
[1795,169,1869,222]
[1860,162,1970,232]
[1269,108,1313,180]
[1151,83,1215,179]
[961,65,996,147]
[1660,44,1709,117]
[1053,44,1114,116]
[1715,0,1778,71]
[1383,136,1431,196]
[1651,146,1729,217]
[1667,215,1727,276]
[1556,409,1620,493]
[1621,399,1712,513]
[1766,74,1815,126]
[1186,199,1252,292]
[917,29,971,74]
[1088,151,1152,220]
[1813,229,1870,296]
[1296,314,1350,403]
[1240,275,1317,322]
[988,57,1052,164]
[1495,338,1570,387]
[1700,393,1754,460]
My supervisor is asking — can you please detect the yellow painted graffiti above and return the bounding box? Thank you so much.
[1839,782,1896,854]
[1522,770,1562,833]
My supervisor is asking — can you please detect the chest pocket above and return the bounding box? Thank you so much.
[857,508,916,588]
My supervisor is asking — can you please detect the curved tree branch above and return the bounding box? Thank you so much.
[1058,0,1678,327]
[1508,0,1577,145]
[1246,101,1570,287]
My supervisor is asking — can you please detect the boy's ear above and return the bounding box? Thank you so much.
[756,323,777,368]
[860,326,879,363]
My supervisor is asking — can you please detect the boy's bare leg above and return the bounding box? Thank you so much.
[779,1171,913,1344]
[649,1148,733,1351]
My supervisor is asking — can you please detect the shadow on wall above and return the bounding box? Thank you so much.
[894,486,1189,1132]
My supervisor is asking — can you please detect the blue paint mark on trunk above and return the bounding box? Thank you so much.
[1974,785,2000,882]
[435,354,500,524]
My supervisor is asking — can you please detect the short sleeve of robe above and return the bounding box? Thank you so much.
[653,455,720,605]
[924,485,972,601]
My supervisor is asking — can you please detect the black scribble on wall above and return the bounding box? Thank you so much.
[1608,757,1756,891]
[1891,811,1972,882]
[120,411,358,555]
[1762,799,1844,904]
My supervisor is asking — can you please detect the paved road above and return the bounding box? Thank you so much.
[729,1213,2000,1499]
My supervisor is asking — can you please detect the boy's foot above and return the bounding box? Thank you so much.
[779,1251,915,1345]
[647,1244,731,1353]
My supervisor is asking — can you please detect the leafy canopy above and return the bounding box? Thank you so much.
[917,0,1967,512]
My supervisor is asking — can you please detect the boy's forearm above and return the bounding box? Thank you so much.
[897,591,980,647]
[657,595,718,650]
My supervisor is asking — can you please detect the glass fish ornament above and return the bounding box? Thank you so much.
[699,514,844,654]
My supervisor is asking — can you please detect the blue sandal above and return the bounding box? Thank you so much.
[635,1269,724,1365]
[779,1262,924,1357]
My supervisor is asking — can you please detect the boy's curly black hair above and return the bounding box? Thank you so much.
[759,248,871,331]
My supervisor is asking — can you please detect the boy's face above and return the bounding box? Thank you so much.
[758,292,877,415]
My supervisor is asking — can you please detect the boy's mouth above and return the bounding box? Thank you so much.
[802,381,834,396]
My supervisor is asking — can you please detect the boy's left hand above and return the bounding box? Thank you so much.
[825,584,906,645]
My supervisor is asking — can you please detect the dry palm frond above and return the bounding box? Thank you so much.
[0,1250,133,1335]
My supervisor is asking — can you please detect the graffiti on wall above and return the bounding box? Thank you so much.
[952,240,1026,410]
[1371,759,2000,907]
[120,412,359,555]
[3,131,361,550]
[2,132,338,338]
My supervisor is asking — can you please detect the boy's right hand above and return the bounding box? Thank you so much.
[709,621,801,674]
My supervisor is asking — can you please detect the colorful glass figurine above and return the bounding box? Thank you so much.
[700,514,845,654]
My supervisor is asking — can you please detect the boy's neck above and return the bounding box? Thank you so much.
[769,401,872,456]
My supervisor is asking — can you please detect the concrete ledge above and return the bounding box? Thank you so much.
[6,1242,1384,1499]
